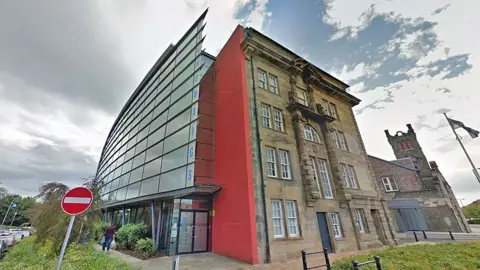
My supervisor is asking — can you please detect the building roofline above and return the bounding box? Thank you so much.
[96,8,209,176]
[368,155,418,172]
[244,27,350,90]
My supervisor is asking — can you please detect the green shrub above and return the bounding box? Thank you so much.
[92,221,109,242]
[0,235,136,270]
[134,238,155,259]
[467,219,480,224]
[115,223,148,250]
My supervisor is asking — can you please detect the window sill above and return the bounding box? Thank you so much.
[267,176,294,181]
[334,237,346,241]
[263,126,287,134]
[273,236,303,241]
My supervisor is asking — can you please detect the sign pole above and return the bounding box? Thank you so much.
[56,215,76,270]
[9,212,17,226]
[1,201,13,226]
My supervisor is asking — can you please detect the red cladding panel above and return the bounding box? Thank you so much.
[210,26,259,264]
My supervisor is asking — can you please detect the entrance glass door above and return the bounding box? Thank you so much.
[176,210,209,254]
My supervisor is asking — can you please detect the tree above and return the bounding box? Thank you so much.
[0,186,36,226]
[30,178,103,254]
[36,182,69,202]
[464,203,480,220]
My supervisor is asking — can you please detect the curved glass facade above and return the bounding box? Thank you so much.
[96,16,213,206]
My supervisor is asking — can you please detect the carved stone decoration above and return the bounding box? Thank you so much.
[291,110,321,205]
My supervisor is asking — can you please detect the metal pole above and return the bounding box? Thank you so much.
[413,231,419,242]
[9,212,17,226]
[422,230,427,239]
[449,230,455,240]
[323,248,331,270]
[151,200,156,246]
[374,256,383,270]
[444,113,480,183]
[156,202,163,249]
[56,215,76,270]
[1,202,13,226]
[352,260,359,270]
[301,250,308,270]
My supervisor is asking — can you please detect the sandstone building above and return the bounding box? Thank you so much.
[369,124,470,233]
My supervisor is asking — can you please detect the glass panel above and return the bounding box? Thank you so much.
[146,142,164,163]
[161,146,188,172]
[168,94,193,120]
[140,176,160,196]
[143,157,162,179]
[166,110,190,137]
[122,159,133,174]
[126,182,141,199]
[129,166,144,184]
[150,112,168,134]
[148,126,166,147]
[163,125,189,153]
[159,166,187,192]
[194,212,208,252]
[171,77,194,103]
[132,151,146,170]
[173,63,195,90]
[116,187,127,201]
[118,173,131,188]
[177,211,194,253]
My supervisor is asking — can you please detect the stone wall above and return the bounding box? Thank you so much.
[368,155,470,233]
[242,29,397,264]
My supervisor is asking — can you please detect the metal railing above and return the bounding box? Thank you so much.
[352,256,383,270]
[405,230,480,242]
[301,248,331,270]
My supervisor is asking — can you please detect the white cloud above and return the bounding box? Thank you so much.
[327,0,480,204]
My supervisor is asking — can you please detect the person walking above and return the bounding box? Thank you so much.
[102,222,116,251]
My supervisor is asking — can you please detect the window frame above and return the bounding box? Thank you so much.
[271,200,285,239]
[337,131,348,151]
[297,89,308,106]
[258,70,267,89]
[265,147,278,178]
[273,108,285,132]
[329,212,343,239]
[382,176,398,192]
[278,150,292,180]
[268,75,280,94]
[331,129,340,149]
[347,165,358,189]
[261,104,272,129]
[303,125,321,143]
[329,102,338,119]
[310,157,321,192]
[317,159,334,199]
[354,209,367,233]
[285,200,299,237]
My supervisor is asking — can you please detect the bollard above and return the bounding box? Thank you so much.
[11,235,15,248]
[449,230,455,240]
[323,248,332,270]
[172,256,180,270]
[301,250,308,270]
[374,256,383,270]
[413,231,419,242]
[422,230,427,239]
[352,260,359,270]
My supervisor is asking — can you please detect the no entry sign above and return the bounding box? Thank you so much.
[61,187,93,215]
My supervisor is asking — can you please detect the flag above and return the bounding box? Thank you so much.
[11,203,16,208]
[447,117,480,139]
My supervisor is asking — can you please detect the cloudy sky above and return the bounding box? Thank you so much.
[0,0,478,205]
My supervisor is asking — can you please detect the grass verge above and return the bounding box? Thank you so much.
[332,242,480,270]
[0,236,137,270]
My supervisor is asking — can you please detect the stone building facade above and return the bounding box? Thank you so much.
[241,27,398,263]
[368,124,471,233]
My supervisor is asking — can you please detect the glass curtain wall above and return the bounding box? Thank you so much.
[96,17,211,205]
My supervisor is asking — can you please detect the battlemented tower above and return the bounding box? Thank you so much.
[385,124,436,188]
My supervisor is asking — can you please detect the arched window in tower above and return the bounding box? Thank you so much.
[406,140,413,150]
[397,142,403,150]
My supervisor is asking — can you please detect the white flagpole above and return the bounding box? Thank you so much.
[444,113,480,183]
[1,201,14,226]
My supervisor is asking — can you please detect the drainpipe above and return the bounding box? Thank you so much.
[250,54,271,264]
